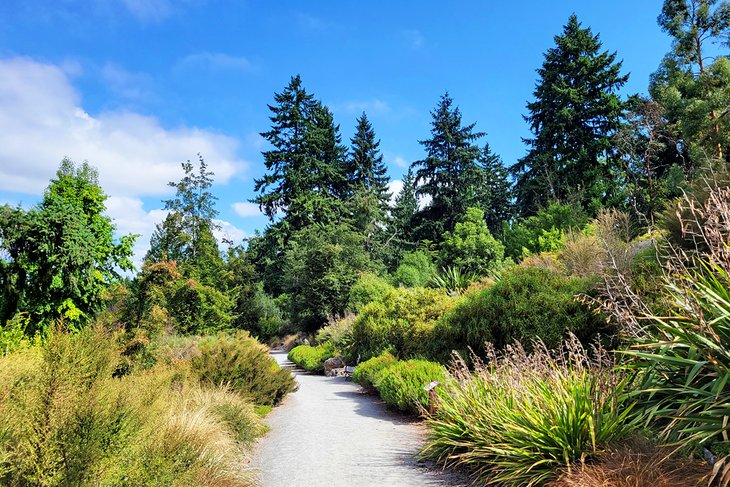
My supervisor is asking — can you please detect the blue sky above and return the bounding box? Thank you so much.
[0,0,672,265]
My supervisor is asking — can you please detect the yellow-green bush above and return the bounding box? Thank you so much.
[434,266,607,360]
[288,343,336,373]
[189,331,297,406]
[347,272,394,312]
[375,359,445,414]
[352,352,397,389]
[350,287,458,360]
[0,329,266,486]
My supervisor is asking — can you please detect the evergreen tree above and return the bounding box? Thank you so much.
[652,0,730,161]
[0,159,135,330]
[480,144,514,234]
[253,75,347,231]
[658,0,730,73]
[346,112,391,209]
[411,92,487,242]
[511,15,629,216]
[388,168,418,261]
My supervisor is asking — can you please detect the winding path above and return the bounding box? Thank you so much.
[252,351,468,487]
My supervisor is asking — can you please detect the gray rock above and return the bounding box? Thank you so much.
[323,356,346,376]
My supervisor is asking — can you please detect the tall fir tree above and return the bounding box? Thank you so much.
[346,112,391,209]
[387,168,418,263]
[411,92,487,243]
[253,75,347,232]
[511,15,629,216]
[480,144,514,234]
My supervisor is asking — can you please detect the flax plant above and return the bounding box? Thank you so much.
[421,336,639,486]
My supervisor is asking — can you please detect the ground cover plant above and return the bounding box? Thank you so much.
[421,337,640,486]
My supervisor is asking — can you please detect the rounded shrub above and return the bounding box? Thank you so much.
[348,272,394,312]
[352,352,397,389]
[287,343,336,373]
[191,331,297,406]
[392,251,436,288]
[435,265,607,359]
[350,287,458,360]
[375,359,445,414]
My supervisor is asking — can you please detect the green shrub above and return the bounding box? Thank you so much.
[348,272,394,312]
[435,266,606,359]
[288,343,336,373]
[502,202,588,260]
[190,331,297,406]
[421,338,639,486]
[0,329,262,486]
[352,352,397,388]
[316,315,356,360]
[350,287,458,360]
[439,207,504,277]
[392,250,436,288]
[375,359,445,414]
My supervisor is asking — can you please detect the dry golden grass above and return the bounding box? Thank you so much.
[549,441,711,487]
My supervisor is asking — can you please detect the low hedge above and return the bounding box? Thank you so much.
[352,352,397,389]
[375,359,445,414]
[288,343,336,373]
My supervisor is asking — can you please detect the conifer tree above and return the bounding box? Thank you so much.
[346,112,391,210]
[480,145,514,234]
[253,75,347,232]
[387,168,418,260]
[411,92,487,243]
[511,15,629,216]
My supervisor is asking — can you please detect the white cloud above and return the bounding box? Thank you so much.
[213,219,247,247]
[175,52,255,73]
[104,196,167,268]
[232,201,262,218]
[387,179,403,206]
[0,57,245,198]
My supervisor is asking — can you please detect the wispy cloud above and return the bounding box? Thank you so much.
[295,12,327,31]
[175,51,256,73]
[0,56,245,198]
[401,29,425,50]
[213,219,247,246]
[384,151,410,169]
[100,62,152,101]
[232,201,263,218]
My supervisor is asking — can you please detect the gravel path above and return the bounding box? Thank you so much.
[252,351,469,487]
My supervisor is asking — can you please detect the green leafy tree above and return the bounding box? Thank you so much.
[147,154,223,283]
[411,92,488,242]
[439,207,505,277]
[283,223,372,331]
[512,15,629,216]
[0,159,135,331]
